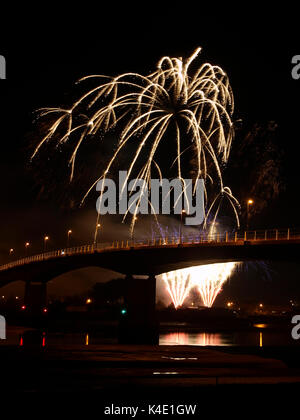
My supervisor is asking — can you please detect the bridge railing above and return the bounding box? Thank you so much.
[0,227,299,272]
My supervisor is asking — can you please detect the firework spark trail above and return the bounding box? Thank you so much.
[160,269,193,309]
[190,262,238,307]
[159,262,238,308]
[32,47,239,233]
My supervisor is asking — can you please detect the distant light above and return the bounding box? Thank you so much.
[247,199,254,204]
[44,236,49,241]
[121,308,127,315]
[43,308,48,313]
[21,305,26,310]
[68,230,72,234]
[86,298,92,304]
[85,334,89,346]
[254,323,267,329]
[153,372,179,375]
[25,242,30,247]
[259,303,263,308]
[61,251,65,255]
[15,296,19,300]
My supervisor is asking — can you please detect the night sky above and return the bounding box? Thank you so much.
[1,15,300,302]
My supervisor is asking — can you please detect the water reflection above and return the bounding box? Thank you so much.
[42,332,46,347]
[159,331,233,346]
[259,331,263,347]
[1,328,296,348]
[14,330,265,347]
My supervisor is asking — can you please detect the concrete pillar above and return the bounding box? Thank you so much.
[24,281,47,312]
[118,274,159,344]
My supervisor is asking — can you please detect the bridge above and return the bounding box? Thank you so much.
[1,228,299,344]
[0,228,299,283]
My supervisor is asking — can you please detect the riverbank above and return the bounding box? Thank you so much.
[1,341,300,393]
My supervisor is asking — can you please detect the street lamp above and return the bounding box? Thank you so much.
[246,199,254,230]
[25,242,30,256]
[179,210,186,243]
[67,230,72,248]
[131,217,138,243]
[44,236,49,252]
[94,223,101,245]
[9,248,14,260]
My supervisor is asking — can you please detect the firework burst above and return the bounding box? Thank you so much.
[32,47,239,233]
[190,262,238,307]
[159,262,239,309]
[160,268,193,309]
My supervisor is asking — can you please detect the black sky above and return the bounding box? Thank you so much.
[0,13,300,300]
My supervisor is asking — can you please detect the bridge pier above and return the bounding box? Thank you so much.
[118,274,159,344]
[24,281,47,313]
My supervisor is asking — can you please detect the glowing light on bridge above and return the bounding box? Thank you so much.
[32,47,240,235]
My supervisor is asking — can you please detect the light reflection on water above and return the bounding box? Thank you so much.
[159,331,234,346]
[1,327,298,347]
[15,331,263,347]
[159,329,297,346]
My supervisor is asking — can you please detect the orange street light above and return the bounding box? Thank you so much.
[180,210,186,244]
[246,199,254,230]
[67,229,72,247]
[44,236,49,252]
[131,217,138,242]
[25,242,30,256]
[94,223,102,245]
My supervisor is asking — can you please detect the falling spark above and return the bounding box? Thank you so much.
[32,47,240,234]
